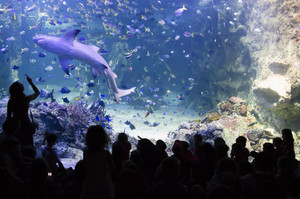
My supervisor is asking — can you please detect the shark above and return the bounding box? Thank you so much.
[33,29,135,102]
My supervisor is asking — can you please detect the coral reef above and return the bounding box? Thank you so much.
[168,97,300,156]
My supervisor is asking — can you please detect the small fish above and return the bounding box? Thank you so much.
[175,35,180,40]
[175,5,187,17]
[129,124,136,130]
[69,64,76,70]
[78,37,86,42]
[178,94,183,100]
[97,40,105,45]
[178,107,182,111]
[59,87,70,94]
[36,77,45,82]
[99,100,105,107]
[125,120,131,125]
[38,52,46,57]
[19,31,25,35]
[248,122,257,127]
[124,51,132,59]
[44,65,53,72]
[12,65,20,70]
[24,5,37,12]
[183,32,194,37]
[21,48,29,54]
[143,121,150,125]
[62,97,70,103]
[6,37,15,42]
[158,19,165,25]
[152,122,159,127]
[86,82,95,87]
[145,111,150,118]
[76,77,83,82]
[40,89,54,102]
[105,115,112,122]
[1,47,8,54]
[99,48,108,54]
[170,73,176,78]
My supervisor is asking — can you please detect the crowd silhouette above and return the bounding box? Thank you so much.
[0,78,299,199]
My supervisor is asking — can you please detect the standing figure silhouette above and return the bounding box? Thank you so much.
[7,74,40,147]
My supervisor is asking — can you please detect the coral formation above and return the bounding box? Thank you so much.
[168,97,300,157]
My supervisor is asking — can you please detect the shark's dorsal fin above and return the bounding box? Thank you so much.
[59,56,72,75]
[60,29,80,44]
[91,45,100,52]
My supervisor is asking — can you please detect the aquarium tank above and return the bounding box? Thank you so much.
[0,0,299,162]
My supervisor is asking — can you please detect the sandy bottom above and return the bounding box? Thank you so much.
[49,85,200,140]
[106,103,200,140]
[49,87,201,168]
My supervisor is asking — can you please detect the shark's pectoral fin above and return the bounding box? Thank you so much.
[92,64,108,78]
[113,72,117,79]
[59,57,72,75]
[60,29,80,45]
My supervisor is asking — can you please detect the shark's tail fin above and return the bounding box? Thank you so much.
[114,87,136,103]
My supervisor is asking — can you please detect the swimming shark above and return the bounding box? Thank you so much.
[33,29,135,102]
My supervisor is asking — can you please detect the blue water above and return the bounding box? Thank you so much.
[0,0,241,112]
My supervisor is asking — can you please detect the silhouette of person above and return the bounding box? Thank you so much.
[81,125,115,199]
[112,132,132,175]
[41,131,65,176]
[281,128,296,161]
[7,75,40,147]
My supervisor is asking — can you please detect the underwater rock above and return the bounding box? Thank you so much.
[291,79,300,100]
[55,142,83,159]
[217,97,248,117]
[198,123,223,140]
[237,104,248,116]
[39,111,64,131]
[179,122,191,130]
[253,87,280,104]
[246,129,263,142]
[229,96,245,104]
[219,101,232,113]
[206,112,221,122]
[268,62,290,75]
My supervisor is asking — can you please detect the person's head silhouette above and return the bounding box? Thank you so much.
[9,81,25,99]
